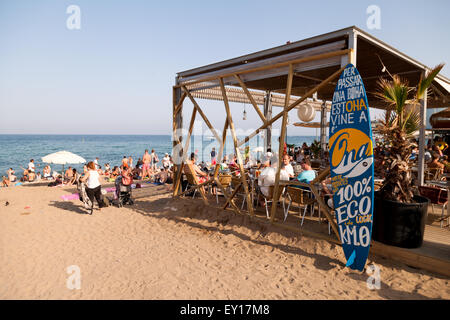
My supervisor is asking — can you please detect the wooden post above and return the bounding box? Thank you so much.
[320,101,327,158]
[219,78,254,215]
[264,90,272,152]
[173,106,197,196]
[270,65,294,222]
[418,79,427,187]
[172,85,184,196]
[214,119,228,179]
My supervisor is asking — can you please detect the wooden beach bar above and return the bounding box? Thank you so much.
[172,26,450,277]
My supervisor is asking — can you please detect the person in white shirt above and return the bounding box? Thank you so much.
[80,161,104,215]
[282,154,294,178]
[28,159,35,172]
[94,157,100,169]
[162,153,171,169]
[258,156,289,197]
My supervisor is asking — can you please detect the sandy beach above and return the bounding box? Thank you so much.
[0,182,448,300]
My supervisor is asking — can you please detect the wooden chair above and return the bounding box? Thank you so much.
[215,174,232,204]
[283,186,316,224]
[231,175,253,210]
[419,185,449,228]
[259,186,275,219]
[425,167,444,181]
[183,163,208,200]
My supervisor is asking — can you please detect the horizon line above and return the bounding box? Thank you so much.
[0,133,324,136]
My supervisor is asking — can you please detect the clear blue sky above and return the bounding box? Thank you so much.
[0,0,449,135]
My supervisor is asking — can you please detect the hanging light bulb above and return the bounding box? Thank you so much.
[243,103,247,120]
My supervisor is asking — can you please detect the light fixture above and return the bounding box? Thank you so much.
[243,103,247,120]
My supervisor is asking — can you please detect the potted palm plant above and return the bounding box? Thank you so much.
[372,64,444,248]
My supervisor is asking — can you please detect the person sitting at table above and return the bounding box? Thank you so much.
[431,144,443,158]
[282,154,294,179]
[428,152,445,178]
[435,136,448,153]
[320,177,334,209]
[322,150,330,167]
[257,156,289,201]
[295,158,316,184]
[186,152,209,184]
[228,154,239,171]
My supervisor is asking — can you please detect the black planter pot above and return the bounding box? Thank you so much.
[373,192,429,248]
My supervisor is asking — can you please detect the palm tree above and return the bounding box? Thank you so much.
[375,64,444,203]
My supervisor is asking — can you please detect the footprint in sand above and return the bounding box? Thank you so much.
[21,212,31,215]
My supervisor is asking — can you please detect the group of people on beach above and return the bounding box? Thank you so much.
[182,143,324,207]
[1,149,175,188]
[2,159,39,187]
[374,135,450,179]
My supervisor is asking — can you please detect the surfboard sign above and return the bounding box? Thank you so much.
[329,63,374,271]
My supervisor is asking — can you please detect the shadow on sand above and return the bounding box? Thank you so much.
[49,200,89,215]
[127,192,447,299]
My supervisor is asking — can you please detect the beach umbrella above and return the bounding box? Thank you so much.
[41,151,86,182]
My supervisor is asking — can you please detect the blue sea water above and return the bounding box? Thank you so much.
[0,135,319,177]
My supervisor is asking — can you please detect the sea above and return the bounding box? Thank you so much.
[0,134,320,177]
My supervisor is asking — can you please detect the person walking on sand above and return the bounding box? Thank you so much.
[80,161,104,215]
[142,149,152,179]
[128,156,133,168]
[150,149,159,171]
